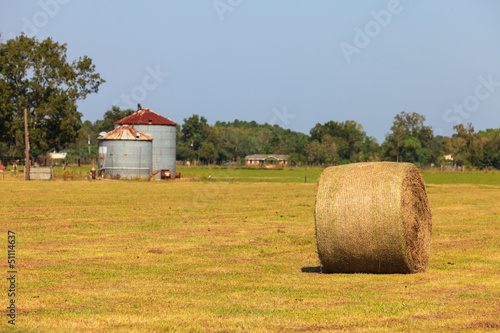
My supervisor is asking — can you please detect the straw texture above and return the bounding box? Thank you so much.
[315,162,432,274]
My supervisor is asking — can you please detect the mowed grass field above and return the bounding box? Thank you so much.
[1,167,500,332]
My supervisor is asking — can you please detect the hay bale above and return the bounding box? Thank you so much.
[315,162,432,274]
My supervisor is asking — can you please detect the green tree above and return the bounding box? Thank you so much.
[176,146,195,162]
[98,106,134,133]
[198,142,218,164]
[442,133,466,169]
[382,112,433,164]
[305,141,321,165]
[210,120,307,163]
[430,135,444,166]
[320,134,341,165]
[360,136,380,162]
[66,120,101,164]
[452,123,485,168]
[479,128,500,169]
[309,120,372,163]
[288,153,307,166]
[180,114,208,150]
[0,35,105,155]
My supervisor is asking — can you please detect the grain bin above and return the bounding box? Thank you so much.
[98,125,153,179]
[114,106,177,179]
[315,162,432,274]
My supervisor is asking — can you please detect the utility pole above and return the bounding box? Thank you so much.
[24,108,30,181]
[88,135,92,167]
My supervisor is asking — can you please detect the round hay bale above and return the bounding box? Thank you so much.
[315,162,432,274]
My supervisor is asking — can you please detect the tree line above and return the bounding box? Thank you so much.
[1,35,499,169]
[64,107,499,170]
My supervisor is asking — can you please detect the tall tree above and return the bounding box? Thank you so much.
[452,123,483,168]
[198,142,218,164]
[0,35,105,155]
[383,112,433,164]
[180,114,208,150]
[479,128,500,169]
[309,120,371,163]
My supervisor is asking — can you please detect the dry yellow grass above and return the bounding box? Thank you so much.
[1,176,499,332]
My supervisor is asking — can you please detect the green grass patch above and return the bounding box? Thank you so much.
[4,164,499,185]
[176,165,322,183]
[421,170,500,185]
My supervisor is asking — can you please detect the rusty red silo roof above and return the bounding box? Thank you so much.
[114,108,177,126]
[98,125,153,140]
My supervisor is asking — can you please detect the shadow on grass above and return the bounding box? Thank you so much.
[301,266,324,273]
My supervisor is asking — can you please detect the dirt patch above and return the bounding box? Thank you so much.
[278,323,358,332]
[451,321,500,330]
[146,248,167,255]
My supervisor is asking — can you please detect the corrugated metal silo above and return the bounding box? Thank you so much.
[98,125,153,179]
[114,106,177,179]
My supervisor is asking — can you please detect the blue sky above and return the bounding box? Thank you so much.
[1,0,500,142]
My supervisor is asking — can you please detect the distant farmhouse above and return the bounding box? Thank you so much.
[244,154,289,167]
[49,150,68,166]
[49,150,68,160]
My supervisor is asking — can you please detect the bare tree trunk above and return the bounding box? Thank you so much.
[24,108,30,181]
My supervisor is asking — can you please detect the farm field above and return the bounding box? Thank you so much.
[1,169,500,332]
[177,166,500,186]
[5,164,500,186]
